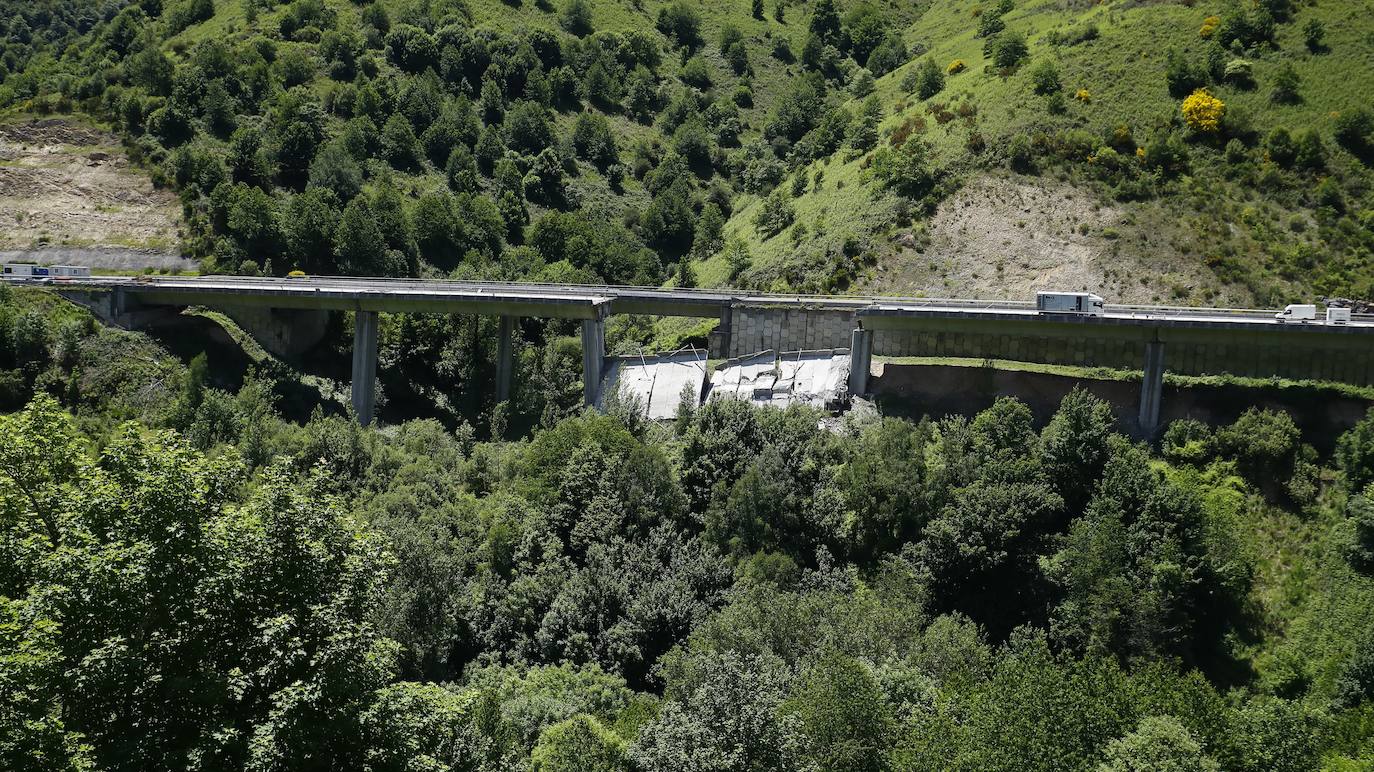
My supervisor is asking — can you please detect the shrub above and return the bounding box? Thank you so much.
[1008,134,1035,172]
[1200,15,1221,39]
[680,56,712,88]
[1294,129,1326,170]
[754,190,795,238]
[1224,138,1248,165]
[990,31,1029,69]
[1214,408,1302,490]
[914,57,945,99]
[656,1,703,50]
[1303,19,1325,52]
[1270,63,1301,104]
[1181,89,1224,134]
[1223,59,1254,88]
[1142,131,1190,177]
[1029,59,1062,95]
[947,59,966,75]
[871,138,937,200]
[560,0,594,37]
[1333,108,1374,156]
[1344,493,1374,573]
[1166,49,1208,98]
[1074,89,1091,103]
[1162,419,1213,465]
[1337,409,1374,492]
[1266,127,1296,165]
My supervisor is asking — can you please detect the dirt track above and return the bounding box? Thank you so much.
[0,118,184,260]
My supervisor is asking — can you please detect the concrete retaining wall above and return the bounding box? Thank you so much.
[727,306,854,357]
[871,362,1373,451]
[724,305,1374,386]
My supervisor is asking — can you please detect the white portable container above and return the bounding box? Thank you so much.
[1036,291,1106,316]
[1275,304,1317,322]
[2,263,39,277]
[50,265,91,278]
[1327,307,1352,324]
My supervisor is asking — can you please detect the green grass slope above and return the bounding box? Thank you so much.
[705,0,1374,305]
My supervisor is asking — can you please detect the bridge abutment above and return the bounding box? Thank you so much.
[351,311,379,426]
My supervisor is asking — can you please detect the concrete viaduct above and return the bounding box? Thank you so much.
[44,275,1374,434]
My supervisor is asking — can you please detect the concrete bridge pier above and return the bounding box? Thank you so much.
[496,315,516,404]
[849,326,873,396]
[581,316,605,407]
[708,306,733,358]
[351,310,379,425]
[1138,339,1165,438]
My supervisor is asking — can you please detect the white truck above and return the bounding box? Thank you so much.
[1036,291,1105,316]
[1326,306,1352,324]
[1275,304,1317,323]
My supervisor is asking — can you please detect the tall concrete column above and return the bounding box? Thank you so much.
[849,326,873,396]
[496,315,515,403]
[351,310,379,426]
[1139,340,1165,438]
[581,316,605,407]
[708,305,733,359]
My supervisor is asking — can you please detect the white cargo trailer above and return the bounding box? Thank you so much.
[50,265,91,278]
[1327,307,1352,325]
[1036,291,1105,316]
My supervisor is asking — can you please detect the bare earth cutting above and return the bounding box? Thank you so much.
[861,173,1254,307]
[0,117,187,266]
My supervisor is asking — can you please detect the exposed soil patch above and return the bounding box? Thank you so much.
[862,173,1251,306]
[0,118,184,256]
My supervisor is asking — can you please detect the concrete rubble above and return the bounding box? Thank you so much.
[597,348,853,420]
[708,349,851,409]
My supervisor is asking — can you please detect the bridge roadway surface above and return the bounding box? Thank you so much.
[28,274,1374,333]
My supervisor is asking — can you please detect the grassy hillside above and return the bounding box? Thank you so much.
[2,0,1369,311]
[706,0,1374,305]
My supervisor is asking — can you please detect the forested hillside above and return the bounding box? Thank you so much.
[0,0,1370,306]
[5,282,1374,769]
[4,0,1374,768]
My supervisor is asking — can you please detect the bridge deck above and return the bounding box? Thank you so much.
[20,274,1374,337]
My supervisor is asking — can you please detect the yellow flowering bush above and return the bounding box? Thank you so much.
[1075,88,1091,103]
[1200,15,1220,39]
[1181,88,1225,133]
[947,59,966,75]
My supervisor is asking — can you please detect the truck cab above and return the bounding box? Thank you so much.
[1036,291,1106,316]
[1275,304,1317,322]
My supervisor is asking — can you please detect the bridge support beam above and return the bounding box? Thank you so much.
[849,326,873,396]
[351,310,379,426]
[496,315,515,403]
[581,316,605,407]
[1138,340,1165,438]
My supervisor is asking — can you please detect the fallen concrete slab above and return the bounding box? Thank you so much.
[597,348,708,420]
